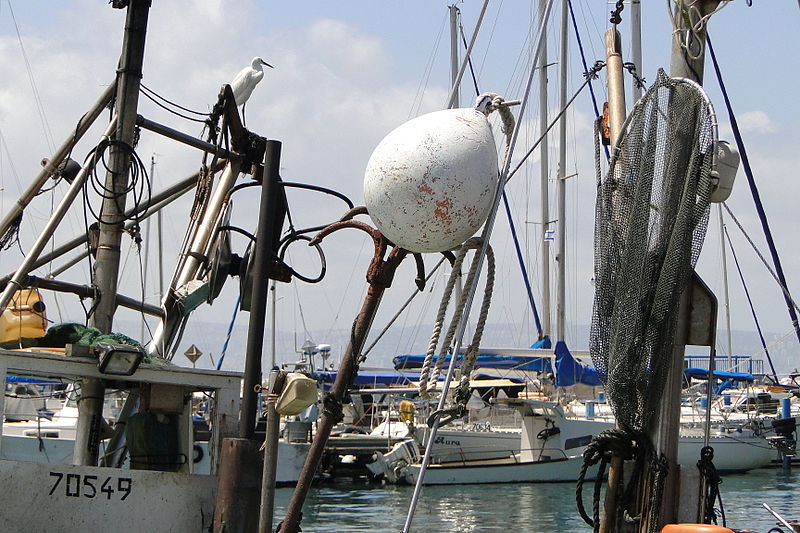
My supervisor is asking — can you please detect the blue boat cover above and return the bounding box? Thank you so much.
[554,341,603,387]
[392,353,552,372]
[530,335,552,349]
[683,368,754,382]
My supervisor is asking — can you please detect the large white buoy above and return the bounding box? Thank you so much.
[363,108,498,253]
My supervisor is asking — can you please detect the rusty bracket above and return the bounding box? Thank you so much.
[309,208,427,290]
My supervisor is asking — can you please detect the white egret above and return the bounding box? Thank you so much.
[230,56,273,123]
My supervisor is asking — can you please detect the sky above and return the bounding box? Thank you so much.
[1,1,799,372]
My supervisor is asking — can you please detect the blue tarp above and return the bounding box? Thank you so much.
[530,336,552,349]
[313,370,418,388]
[683,368,754,382]
[554,341,603,387]
[392,353,552,372]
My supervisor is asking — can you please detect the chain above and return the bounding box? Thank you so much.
[610,0,625,24]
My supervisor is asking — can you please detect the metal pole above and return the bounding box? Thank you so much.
[718,205,732,355]
[631,0,643,102]
[141,155,155,341]
[136,115,234,159]
[257,393,281,533]
[555,0,568,342]
[449,5,460,109]
[605,28,626,149]
[538,0,552,337]
[270,282,277,370]
[91,0,151,333]
[0,119,117,313]
[0,82,115,238]
[240,140,282,439]
[445,0,489,109]
[76,0,151,468]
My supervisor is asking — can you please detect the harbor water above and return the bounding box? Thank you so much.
[274,468,799,532]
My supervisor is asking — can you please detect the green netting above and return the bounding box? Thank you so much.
[38,323,154,363]
[590,70,716,433]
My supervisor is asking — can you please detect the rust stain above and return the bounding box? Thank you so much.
[433,197,454,226]
[418,183,434,195]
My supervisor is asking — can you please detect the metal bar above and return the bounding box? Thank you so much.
[22,275,164,318]
[0,119,117,313]
[0,82,115,238]
[240,140,282,439]
[136,115,234,159]
[605,28,627,149]
[91,0,151,334]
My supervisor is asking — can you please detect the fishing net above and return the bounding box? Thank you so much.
[590,69,717,434]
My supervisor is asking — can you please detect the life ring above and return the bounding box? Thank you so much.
[193,444,204,464]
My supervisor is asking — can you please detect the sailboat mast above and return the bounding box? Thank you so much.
[75,0,151,467]
[449,5,460,108]
[555,0,568,342]
[538,0,552,337]
[630,0,643,102]
[718,205,733,355]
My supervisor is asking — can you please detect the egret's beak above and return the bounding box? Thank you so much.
[261,59,274,68]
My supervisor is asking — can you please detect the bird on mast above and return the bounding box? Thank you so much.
[230,56,273,124]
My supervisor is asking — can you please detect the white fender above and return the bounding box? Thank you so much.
[364,108,498,253]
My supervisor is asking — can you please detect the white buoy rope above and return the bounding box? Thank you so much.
[418,238,495,402]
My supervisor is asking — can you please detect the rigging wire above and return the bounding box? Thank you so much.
[723,225,778,382]
[408,10,448,119]
[459,12,544,338]
[708,35,800,349]
[6,0,56,153]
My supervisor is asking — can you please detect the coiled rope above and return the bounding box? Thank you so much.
[418,237,495,405]
[575,428,667,533]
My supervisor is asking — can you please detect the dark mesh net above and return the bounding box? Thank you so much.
[590,70,716,433]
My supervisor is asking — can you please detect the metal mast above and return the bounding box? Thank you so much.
[555,0,569,342]
[631,0,644,102]
[538,0,552,337]
[74,0,151,466]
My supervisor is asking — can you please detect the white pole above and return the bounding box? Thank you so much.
[556,0,568,342]
[718,205,733,355]
[631,0,644,102]
[538,0,552,337]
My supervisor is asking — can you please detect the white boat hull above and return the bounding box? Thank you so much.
[404,455,595,485]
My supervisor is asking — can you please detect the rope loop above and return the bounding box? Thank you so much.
[584,61,607,81]
[622,62,647,90]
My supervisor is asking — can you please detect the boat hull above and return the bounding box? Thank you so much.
[403,455,595,485]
